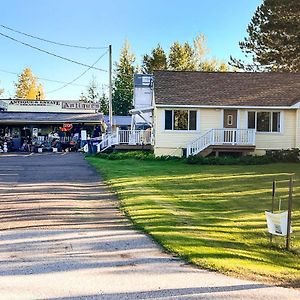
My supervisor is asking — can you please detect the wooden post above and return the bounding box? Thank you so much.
[270,180,276,243]
[286,175,293,250]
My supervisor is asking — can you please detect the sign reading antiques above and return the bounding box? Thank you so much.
[1,99,100,113]
[62,101,100,110]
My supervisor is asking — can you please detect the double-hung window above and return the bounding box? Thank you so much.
[165,110,197,131]
[247,111,281,133]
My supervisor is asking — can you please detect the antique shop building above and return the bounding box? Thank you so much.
[0,99,103,151]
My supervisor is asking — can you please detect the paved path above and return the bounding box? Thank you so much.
[0,153,299,300]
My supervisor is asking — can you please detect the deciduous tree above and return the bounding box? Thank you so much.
[199,58,230,72]
[15,68,45,99]
[230,0,300,71]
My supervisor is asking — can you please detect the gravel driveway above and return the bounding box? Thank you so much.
[0,152,299,299]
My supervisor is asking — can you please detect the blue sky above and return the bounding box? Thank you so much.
[0,0,262,100]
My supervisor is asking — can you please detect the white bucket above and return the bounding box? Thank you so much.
[52,148,58,153]
[38,148,43,153]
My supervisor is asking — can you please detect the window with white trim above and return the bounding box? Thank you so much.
[165,110,197,131]
[247,111,281,132]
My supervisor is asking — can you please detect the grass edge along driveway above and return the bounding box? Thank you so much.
[87,157,300,288]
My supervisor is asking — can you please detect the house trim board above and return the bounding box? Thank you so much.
[156,104,298,110]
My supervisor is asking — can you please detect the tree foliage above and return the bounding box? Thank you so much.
[79,77,108,114]
[230,0,300,71]
[15,68,45,99]
[169,41,197,71]
[199,58,230,72]
[112,40,135,116]
[86,77,100,103]
[99,92,109,115]
[141,33,231,73]
[142,44,167,74]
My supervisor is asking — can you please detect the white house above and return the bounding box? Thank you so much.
[96,71,300,157]
[152,70,300,157]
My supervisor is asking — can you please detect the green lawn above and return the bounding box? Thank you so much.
[87,157,300,287]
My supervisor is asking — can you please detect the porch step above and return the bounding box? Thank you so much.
[197,144,256,157]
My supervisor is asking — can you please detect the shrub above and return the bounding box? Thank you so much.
[186,155,273,165]
[266,148,300,162]
[94,151,155,160]
[92,151,185,161]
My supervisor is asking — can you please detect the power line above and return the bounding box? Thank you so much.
[0,24,108,50]
[0,31,108,72]
[0,68,88,87]
[47,49,108,94]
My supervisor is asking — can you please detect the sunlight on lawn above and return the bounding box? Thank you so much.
[87,157,300,286]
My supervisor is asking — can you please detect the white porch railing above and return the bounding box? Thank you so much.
[186,129,256,157]
[96,129,152,152]
[96,132,118,152]
[118,129,152,145]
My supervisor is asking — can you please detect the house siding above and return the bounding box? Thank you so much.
[154,107,299,157]
[154,108,223,156]
[254,110,296,154]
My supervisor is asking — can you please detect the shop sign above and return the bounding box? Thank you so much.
[60,123,73,132]
[9,100,61,107]
[62,101,100,110]
[2,99,100,113]
[265,211,292,236]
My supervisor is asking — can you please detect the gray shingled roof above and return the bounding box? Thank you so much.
[154,71,300,107]
[0,112,103,123]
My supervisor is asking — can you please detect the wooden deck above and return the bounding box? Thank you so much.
[199,144,256,157]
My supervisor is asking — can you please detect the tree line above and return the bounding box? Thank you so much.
[2,0,298,117]
[111,34,230,116]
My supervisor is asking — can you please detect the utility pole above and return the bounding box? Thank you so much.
[108,44,113,132]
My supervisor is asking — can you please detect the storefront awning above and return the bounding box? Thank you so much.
[0,112,103,124]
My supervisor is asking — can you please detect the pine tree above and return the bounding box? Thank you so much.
[230,0,300,71]
[79,92,88,102]
[99,92,109,115]
[86,77,100,103]
[142,44,167,74]
[168,41,197,71]
[112,40,135,116]
[15,68,45,99]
